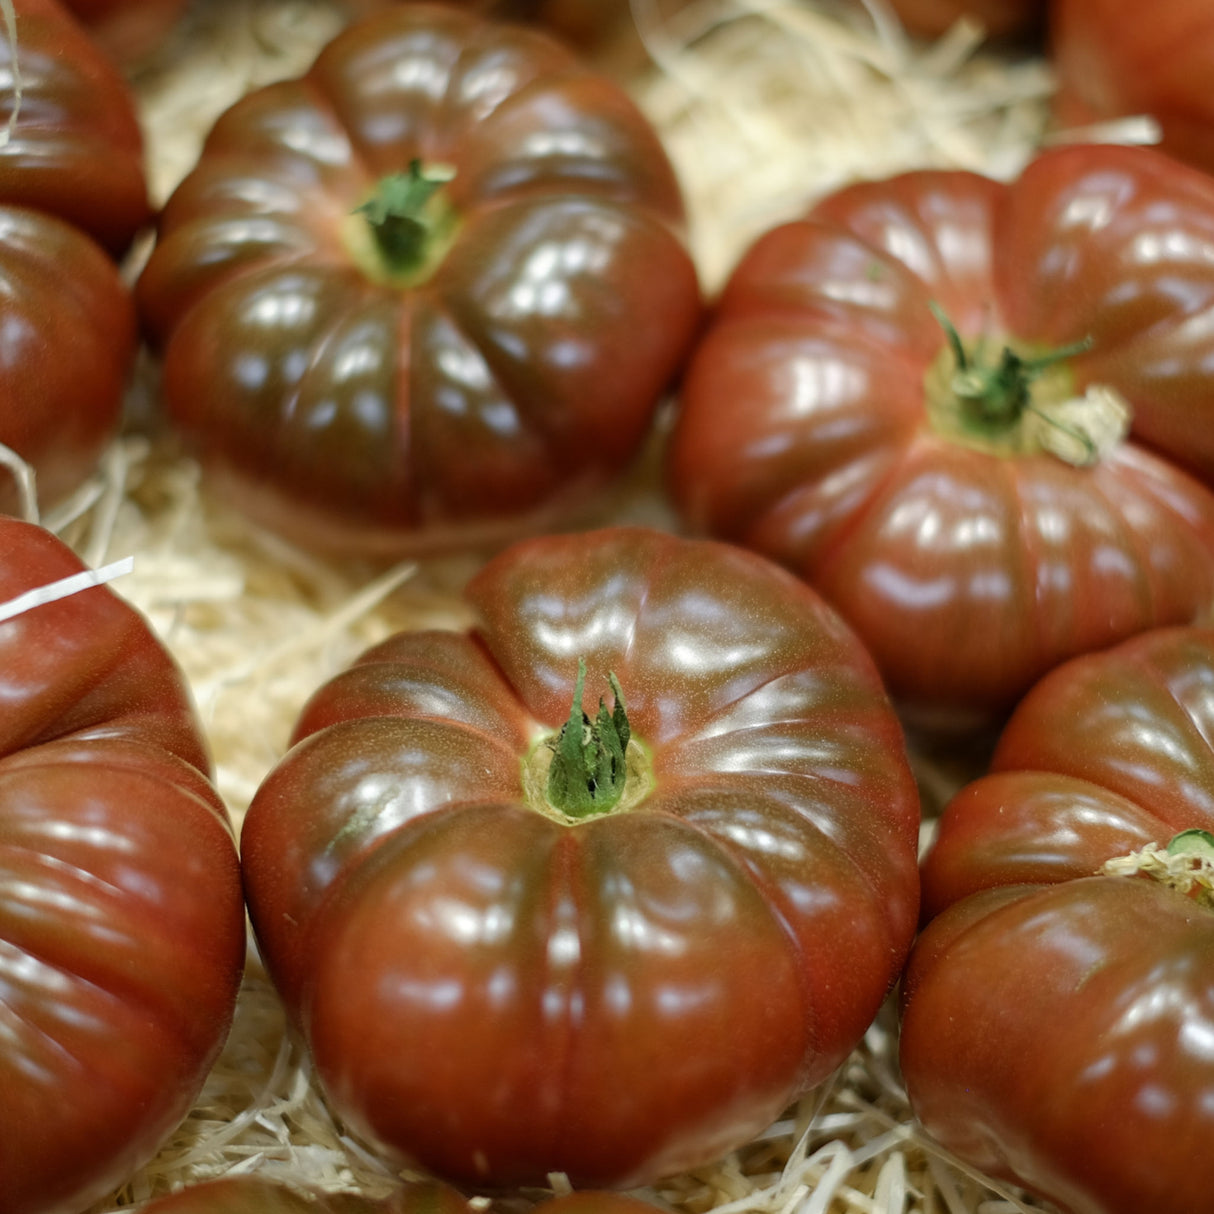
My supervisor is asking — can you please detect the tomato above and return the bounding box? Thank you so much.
[900,625,1214,1214]
[60,0,189,64]
[1052,0,1214,178]
[0,517,246,1214]
[0,0,148,514]
[240,526,920,1189]
[138,1177,665,1214]
[882,0,1043,40]
[136,5,701,556]
[667,143,1214,732]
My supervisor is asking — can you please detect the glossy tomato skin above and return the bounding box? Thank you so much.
[0,518,246,1214]
[59,0,189,64]
[1052,0,1214,179]
[668,144,1214,731]
[900,626,1214,1214]
[137,6,701,556]
[882,0,1042,39]
[241,527,920,1189]
[0,0,147,513]
[0,0,149,255]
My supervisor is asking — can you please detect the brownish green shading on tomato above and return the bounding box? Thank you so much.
[901,625,1214,1214]
[1052,0,1214,178]
[240,526,920,1188]
[0,0,149,513]
[137,5,701,556]
[0,517,246,1214]
[668,144,1214,733]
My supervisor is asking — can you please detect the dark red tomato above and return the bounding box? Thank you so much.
[240,527,920,1189]
[901,625,1214,1214]
[0,0,148,514]
[0,517,246,1214]
[136,5,701,556]
[668,144,1214,732]
[60,0,189,64]
[1052,0,1214,178]
[139,1178,670,1214]
[881,0,1043,40]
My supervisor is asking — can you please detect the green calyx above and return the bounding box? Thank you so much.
[1167,829,1214,861]
[348,159,458,287]
[925,301,1097,459]
[545,659,632,820]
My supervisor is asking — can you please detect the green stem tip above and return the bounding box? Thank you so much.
[546,658,631,819]
[353,158,456,279]
[927,299,1093,428]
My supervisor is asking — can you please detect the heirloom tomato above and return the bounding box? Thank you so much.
[901,625,1214,1214]
[1052,0,1214,178]
[241,527,921,1189]
[668,143,1214,732]
[60,0,189,64]
[139,1177,665,1214]
[0,0,148,514]
[0,517,246,1214]
[136,5,701,556]
[882,0,1042,40]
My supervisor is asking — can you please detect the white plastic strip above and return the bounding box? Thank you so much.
[0,556,134,624]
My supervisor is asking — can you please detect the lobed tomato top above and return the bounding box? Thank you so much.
[0,0,149,513]
[0,517,247,1214]
[240,526,921,1189]
[668,143,1214,731]
[137,4,702,556]
[901,625,1214,1214]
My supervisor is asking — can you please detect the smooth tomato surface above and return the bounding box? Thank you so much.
[0,518,246,1214]
[0,0,147,513]
[901,626,1214,1214]
[883,0,1042,39]
[60,0,189,64]
[137,6,701,555]
[241,527,920,1188]
[668,144,1214,730]
[1052,0,1214,177]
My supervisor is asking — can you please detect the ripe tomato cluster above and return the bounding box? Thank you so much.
[4,3,1214,1214]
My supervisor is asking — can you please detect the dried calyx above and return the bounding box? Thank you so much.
[924,301,1130,466]
[1102,829,1214,908]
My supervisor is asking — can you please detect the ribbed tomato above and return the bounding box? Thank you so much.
[137,5,701,555]
[241,527,920,1189]
[1052,0,1214,177]
[902,625,1214,1214]
[0,0,148,513]
[0,517,246,1214]
[668,143,1214,731]
[60,0,189,64]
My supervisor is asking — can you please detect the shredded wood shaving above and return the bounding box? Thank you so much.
[12,0,1069,1210]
